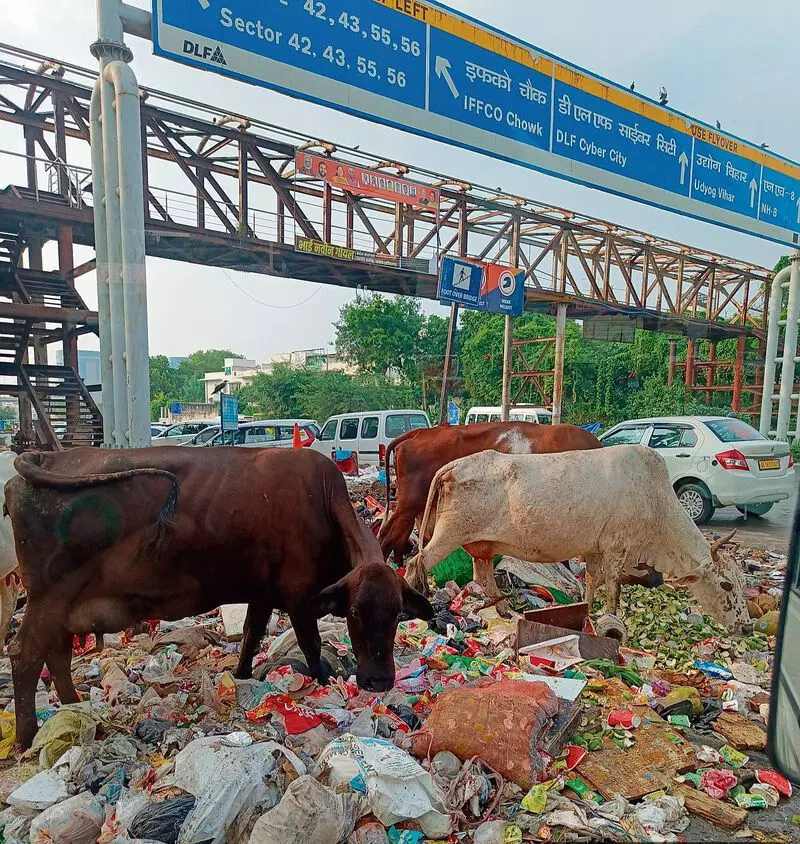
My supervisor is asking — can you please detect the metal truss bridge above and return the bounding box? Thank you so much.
[0,44,775,444]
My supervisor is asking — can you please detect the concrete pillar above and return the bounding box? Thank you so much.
[500,315,513,421]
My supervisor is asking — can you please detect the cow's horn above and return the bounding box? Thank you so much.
[710,528,737,561]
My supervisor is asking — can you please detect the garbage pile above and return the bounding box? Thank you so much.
[0,521,791,843]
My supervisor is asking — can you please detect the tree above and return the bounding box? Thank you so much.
[335,294,426,382]
[238,365,311,418]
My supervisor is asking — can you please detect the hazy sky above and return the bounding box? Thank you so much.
[0,0,797,361]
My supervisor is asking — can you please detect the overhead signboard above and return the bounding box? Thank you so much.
[438,256,524,315]
[152,0,800,247]
[295,151,440,210]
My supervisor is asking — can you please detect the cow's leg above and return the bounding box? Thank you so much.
[10,596,63,749]
[584,554,603,607]
[288,610,328,685]
[379,511,417,564]
[46,629,79,705]
[234,603,272,680]
[603,554,624,615]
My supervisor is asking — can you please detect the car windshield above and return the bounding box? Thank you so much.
[703,418,766,443]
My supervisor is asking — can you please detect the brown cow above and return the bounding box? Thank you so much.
[5,447,433,749]
[379,422,601,590]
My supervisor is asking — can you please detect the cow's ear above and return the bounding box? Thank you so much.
[672,571,702,586]
[308,578,348,619]
[400,578,434,621]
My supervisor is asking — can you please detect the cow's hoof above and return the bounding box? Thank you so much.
[314,662,332,686]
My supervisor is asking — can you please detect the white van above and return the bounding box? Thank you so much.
[465,405,553,425]
[311,410,431,466]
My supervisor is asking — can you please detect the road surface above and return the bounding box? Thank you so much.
[707,492,797,553]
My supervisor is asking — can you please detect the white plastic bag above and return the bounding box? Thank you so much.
[473,821,506,844]
[6,770,68,810]
[141,650,183,683]
[30,791,104,844]
[317,734,452,838]
[248,776,365,844]
[166,735,305,844]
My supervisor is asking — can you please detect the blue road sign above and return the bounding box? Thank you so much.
[438,256,484,309]
[170,401,182,415]
[220,394,239,432]
[152,0,800,247]
[447,400,460,426]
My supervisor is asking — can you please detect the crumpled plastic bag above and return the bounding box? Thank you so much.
[23,703,96,768]
[318,734,452,838]
[7,770,68,810]
[633,795,689,836]
[166,735,305,844]
[130,795,196,844]
[249,776,366,844]
[0,711,15,760]
[30,791,104,844]
[141,649,183,684]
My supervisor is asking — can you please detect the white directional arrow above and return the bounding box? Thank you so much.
[435,56,459,99]
[197,0,210,9]
[796,196,800,225]
[678,151,688,186]
[749,177,759,209]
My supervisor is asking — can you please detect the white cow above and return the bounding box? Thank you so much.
[0,452,20,649]
[409,445,751,633]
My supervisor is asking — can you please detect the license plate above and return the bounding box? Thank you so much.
[758,459,781,470]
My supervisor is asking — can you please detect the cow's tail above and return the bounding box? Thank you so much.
[12,452,180,556]
[381,439,399,528]
[416,461,451,562]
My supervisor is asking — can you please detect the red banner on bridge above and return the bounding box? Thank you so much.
[295,152,440,212]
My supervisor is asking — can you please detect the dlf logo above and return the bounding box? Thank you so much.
[182,41,227,65]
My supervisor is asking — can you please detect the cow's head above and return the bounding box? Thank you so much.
[309,563,434,692]
[672,529,752,635]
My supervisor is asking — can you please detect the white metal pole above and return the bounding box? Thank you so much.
[759,263,791,436]
[777,253,800,441]
[500,315,513,421]
[552,303,567,425]
[89,80,115,447]
[100,71,129,446]
[106,60,151,448]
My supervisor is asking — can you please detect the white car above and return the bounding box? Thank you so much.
[599,415,796,524]
[151,420,217,446]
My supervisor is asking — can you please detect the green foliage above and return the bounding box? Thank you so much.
[149,349,244,420]
[238,366,415,422]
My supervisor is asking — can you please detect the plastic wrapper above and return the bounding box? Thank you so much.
[412,679,559,790]
[130,795,197,844]
[30,791,104,844]
[0,711,15,760]
[700,769,738,799]
[319,733,452,838]
[249,776,366,844]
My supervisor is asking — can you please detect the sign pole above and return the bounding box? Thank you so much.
[438,302,459,425]
[500,315,513,422]
[552,304,568,424]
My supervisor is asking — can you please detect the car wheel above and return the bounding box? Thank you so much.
[676,482,715,525]
[736,503,774,518]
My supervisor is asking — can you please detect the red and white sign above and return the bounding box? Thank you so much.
[295,151,440,211]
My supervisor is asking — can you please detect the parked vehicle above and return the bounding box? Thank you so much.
[181,425,221,446]
[205,419,319,448]
[151,424,169,437]
[151,420,216,446]
[465,405,553,425]
[311,410,431,466]
[599,415,795,524]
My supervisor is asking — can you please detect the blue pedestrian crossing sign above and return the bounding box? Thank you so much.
[447,400,460,426]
